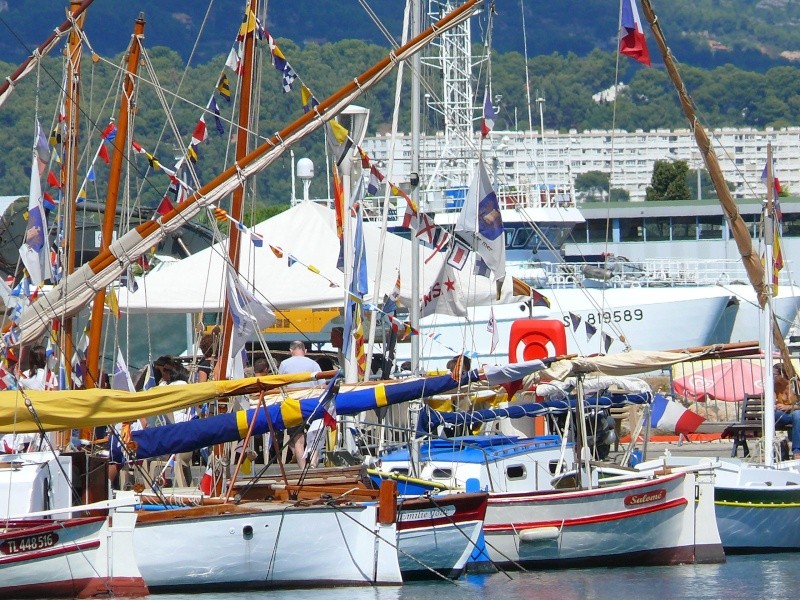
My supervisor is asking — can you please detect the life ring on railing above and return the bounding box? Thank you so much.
[509,319,567,363]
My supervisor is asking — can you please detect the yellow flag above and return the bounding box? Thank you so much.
[105,287,120,319]
[329,119,349,144]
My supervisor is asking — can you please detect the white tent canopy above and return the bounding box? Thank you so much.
[117,201,517,315]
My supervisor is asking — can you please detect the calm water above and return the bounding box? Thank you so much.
[149,554,798,600]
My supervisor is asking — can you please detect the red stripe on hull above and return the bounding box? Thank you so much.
[4,576,148,599]
[0,516,105,540]
[0,539,100,565]
[483,497,687,532]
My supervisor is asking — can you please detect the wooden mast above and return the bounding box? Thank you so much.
[60,0,86,391]
[639,0,795,379]
[84,13,146,388]
[217,0,259,381]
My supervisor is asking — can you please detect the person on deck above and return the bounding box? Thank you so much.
[18,345,46,390]
[277,341,321,470]
[773,363,800,459]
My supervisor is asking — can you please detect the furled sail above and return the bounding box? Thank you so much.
[126,372,479,460]
[16,0,483,346]
[0,373,313,433]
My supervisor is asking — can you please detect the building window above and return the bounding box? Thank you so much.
[619,218,644,242]
[672,216,697,240]
[698,216,724,239]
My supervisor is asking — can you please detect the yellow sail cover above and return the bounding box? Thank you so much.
[0,373,313,433]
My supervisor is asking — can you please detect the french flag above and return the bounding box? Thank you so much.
[650,394,705,435]
[619,0,651,66]
[481,90,495,138]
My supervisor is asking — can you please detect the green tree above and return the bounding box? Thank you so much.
[646,160,692,201]
[609,188,630,202]
[574,170,609,201]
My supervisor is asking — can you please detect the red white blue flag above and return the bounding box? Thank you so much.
[481,90,495,138]
[650,394,705,435]
[619,0,651,66]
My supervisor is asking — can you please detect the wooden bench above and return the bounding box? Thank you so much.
[721,394,791,458]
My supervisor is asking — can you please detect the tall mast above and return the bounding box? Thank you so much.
[639,0,795,379]
[85,13,146,388]
[763,143,776,465]
[61,0,86,389]
[410,0,422,374]
[218,0,259,380]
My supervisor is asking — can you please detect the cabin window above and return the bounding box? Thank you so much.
[570,223,588,243]
[506,465,526,480]
[644,217,670,241]
[698,216,724,240]
[672,216,697,240]
[390,468,409,477]
[511,228,535,249]
[783,214,800,237]
[619,218,644,242]
[587,220,609,243]
[548,460,560,475]
[431,468,452,479]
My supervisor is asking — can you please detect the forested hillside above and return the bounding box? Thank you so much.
[0,1,799,219]
[3,0,800,71]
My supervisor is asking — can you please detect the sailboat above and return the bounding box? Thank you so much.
[0,0,486,593]
[626,0,800,554]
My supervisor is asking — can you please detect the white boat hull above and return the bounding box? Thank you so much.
[0,510,146,598]
[482,471,724,567]
[401,287,732,370]
[396,492,486,579]
[133,502,401,591]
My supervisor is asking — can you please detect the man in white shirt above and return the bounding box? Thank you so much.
[277,341,320,469]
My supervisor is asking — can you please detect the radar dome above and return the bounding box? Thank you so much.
[297,158,314,180]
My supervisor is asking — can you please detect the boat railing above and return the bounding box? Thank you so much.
[511,258,793,289]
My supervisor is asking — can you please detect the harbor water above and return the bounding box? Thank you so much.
[149,554,798,600]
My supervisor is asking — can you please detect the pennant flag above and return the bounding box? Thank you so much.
[101,121,118,141]
[142,364,156,391]
[585,322,597,341]
[773,230,783,294]
[217,73,231,102]
[226,46,243,76]
[49,125,62,146]
[649,393,705,435]
[268,245,284,259]
[192,117,209,145]
[187,144,199,164]
[42,192,57,212]
[121,267,138,293]
[209,98,225,135]
[35,120,51,175]
[455,160,505,282]
[402,202,417,229]
[481,89,495,138]
[531,289,550,308]
[301,84,318,113]
[287,255,298,268]
[225,267,276,356]
[327,119,353,167]
[155,196,174,217]
[474,256,491,278]
[47,171,61,189]
[488,307,499,354]
[145,152,160,170]
[19,156,53,286]
[111,349,136,392]
[131,140,145,154]
[343,183,369,372]
[98,143,110,164]
[602,332,613,353]
[619,0,651,66]
[568,312,581,331]
[416,213,438,246]
[105,286,121,319]
[367,165,384,195]
[761,161,783,220]
[87,166,96,182]
[251,232,264,248]
[511,277,531,297]
[446,238,471,271]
